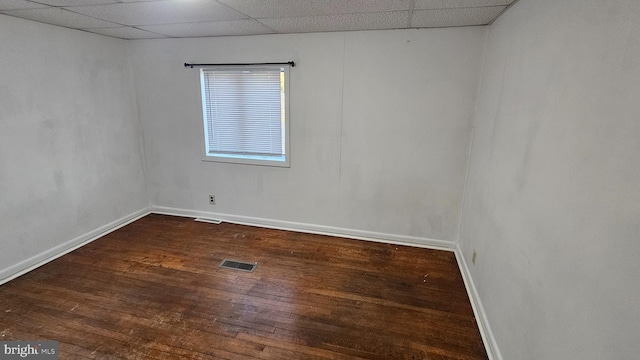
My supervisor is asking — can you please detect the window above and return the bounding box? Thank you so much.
[199,65,290,167]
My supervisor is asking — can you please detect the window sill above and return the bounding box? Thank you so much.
[201,154,290,168]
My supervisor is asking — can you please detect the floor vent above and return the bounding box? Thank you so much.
[219,259,257,272]
[195,218,222,224]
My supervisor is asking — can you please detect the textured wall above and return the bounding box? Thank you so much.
[458,1,640,359]
[129,28,484,242]
[0,15,148,279]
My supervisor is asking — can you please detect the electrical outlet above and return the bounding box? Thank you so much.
[472,250,477,266]
[209,195,215,205]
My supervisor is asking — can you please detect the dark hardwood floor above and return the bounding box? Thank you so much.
[0,214,487,359]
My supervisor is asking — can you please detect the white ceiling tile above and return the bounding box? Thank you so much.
[218,0,411,18]
[32,0,119,6]
[65,0,248,26]
[3,7,120,28]
[84,26,168,39]
[0,0,49,10]
[411,6,506,27]
[259,12,408,33]
[0,0,517,38]
[414,0,513,10]
[139,19,275,38]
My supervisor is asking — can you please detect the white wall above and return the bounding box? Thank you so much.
[129,28,484,242]
[459,1,640,359]
[0,15,148,280]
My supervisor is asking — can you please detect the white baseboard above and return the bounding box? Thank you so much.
[0,205,498,360]
[0,208,151,286]
[454,245,503,360]
[150,206,456,251]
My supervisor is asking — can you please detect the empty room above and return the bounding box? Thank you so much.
[1,0,638,359]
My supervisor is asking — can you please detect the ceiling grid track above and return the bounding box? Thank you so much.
[407,0,416,28]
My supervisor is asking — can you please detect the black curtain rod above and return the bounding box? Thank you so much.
[184,61,295,68]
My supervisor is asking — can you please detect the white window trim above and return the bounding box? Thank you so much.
[198,65,291,168]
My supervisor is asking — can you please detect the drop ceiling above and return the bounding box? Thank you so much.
[0,0,517,40]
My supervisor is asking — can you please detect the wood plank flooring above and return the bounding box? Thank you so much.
[0,214,488,359]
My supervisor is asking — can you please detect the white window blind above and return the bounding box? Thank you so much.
[200,66,288,166]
